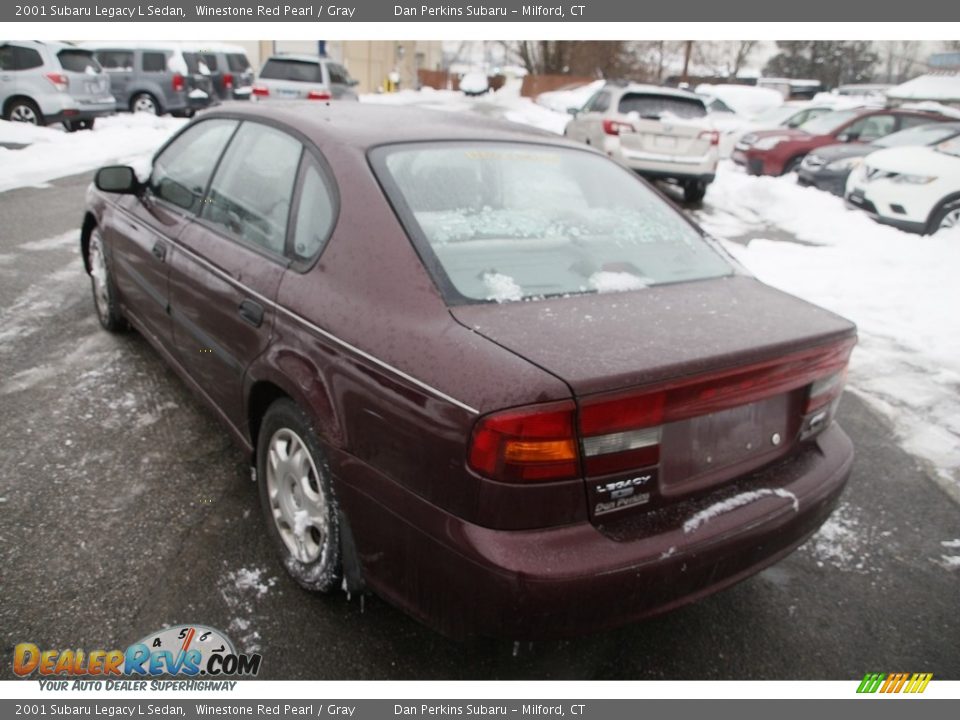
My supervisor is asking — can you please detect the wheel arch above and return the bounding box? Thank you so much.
[3,94,41,119]
[80,212,98,273]
[925,191,960,234]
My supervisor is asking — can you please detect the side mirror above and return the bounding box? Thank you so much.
[567,107,580,116]
[837,132,856,143]
[95,165,139,194]
[348,78,359,87]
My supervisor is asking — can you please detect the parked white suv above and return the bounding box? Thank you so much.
[564,82,719,202]
[252,54,359,101]
[845,136,960,235]
[1,40,114,130]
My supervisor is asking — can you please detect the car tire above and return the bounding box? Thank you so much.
[683,180,708,204]
[88,229,126,333]
[130,92,160,115]
[928,198,960,235]
[783,156,804,175]
[257,399,341,593]
[63,119,95,132]
[5,98,44,125]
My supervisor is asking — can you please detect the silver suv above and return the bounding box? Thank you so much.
[252,54,359,101]
[0,41,114,130]
[564,82,720,203]
[82,42,219,117]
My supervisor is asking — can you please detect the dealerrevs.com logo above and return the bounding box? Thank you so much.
[856,673,933,694]
[14,625,262,683]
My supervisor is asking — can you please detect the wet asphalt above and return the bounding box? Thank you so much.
[0,170,957,681]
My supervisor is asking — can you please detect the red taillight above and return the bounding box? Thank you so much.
[577,338,855,477]
[307,90,332,100]
[172,73,185,92]
[223,72,234,89]
[602,119,636,136]
[468,339,855,484]
[251,85,269,97]
[468,400,579,483]
[45,72,69,92]
[699,130,720,146]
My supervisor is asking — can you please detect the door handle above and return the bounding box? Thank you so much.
[151,242,166,261]
[238,299,264,328]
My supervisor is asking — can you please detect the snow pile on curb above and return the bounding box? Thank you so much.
[0,114,187,193]
[700,163,960,494]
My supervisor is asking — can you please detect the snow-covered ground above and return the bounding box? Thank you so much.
[1,82,957,495]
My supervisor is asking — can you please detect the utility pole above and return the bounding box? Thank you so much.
[682,40,693,84]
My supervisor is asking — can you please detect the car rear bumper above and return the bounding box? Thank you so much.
[611,145,717,180]
[732,148,782,176]
[336,422,854,639]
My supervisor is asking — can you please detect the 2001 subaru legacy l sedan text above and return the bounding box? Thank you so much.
[81,103,856,639]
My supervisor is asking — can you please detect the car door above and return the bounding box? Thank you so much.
[0,44,16,107]
[94,49,134,105]
[838,114,897,144]
[167,120,303,427]
[106,118,238,347]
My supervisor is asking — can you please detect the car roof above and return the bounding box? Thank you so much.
[609,83,704,101]
[264,54,332,65]
[203,102,574,150]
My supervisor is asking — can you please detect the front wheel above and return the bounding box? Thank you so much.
[88,229,126,332]
[929,199,960,235]
[257,399,341,592]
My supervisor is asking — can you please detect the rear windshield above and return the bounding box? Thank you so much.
[618,93,706,120]
[799,110,858,135]
[260,59,323,83]
[226,53,250,72]
[58,49,101,74]
[372,143,732,304]
[182,52,212,75]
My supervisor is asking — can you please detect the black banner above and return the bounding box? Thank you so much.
[3,0,956,22]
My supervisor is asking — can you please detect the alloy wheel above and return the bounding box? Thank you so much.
[265,428,330,564]
[10,104,39,124]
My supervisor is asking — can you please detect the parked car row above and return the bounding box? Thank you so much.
[2,41,359,130]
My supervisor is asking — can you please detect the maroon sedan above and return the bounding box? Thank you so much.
[733,107,947,175]
[82,103,856,639]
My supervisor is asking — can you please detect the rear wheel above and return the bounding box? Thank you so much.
[928,199,960,235]
[683,180,708,204]
[257,399,341,592]
[130,92,159,115]
[5,98,43,125]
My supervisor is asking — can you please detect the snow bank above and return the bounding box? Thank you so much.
[700,162,960,492]
[0,113,187,193]
[536,79,605,114]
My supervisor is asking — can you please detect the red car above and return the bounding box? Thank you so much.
[83,103,856,639]
[733,107,948,175]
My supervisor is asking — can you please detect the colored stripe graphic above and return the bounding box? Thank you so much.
[857,672,932,694]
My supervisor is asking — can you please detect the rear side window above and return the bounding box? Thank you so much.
[183,52,212,75]
[142,52,166,73]
[203,122,303,255]
[586,91,611,113]
[198,52,218,72]
[618,93,707,120]
[3,45,44,71]
[260,59,323,83]
[291,157,336,260]
[373,143,731,304]
[57,50,101,74]
[96,50,134,71]
[226,53,250,73]
[149,119,238,214]
[897,114,940,131]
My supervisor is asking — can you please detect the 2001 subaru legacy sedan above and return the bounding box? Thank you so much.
[81,103,856,639]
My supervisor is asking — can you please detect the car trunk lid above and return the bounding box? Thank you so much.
[56,49,111,101]
[452,275,856,523]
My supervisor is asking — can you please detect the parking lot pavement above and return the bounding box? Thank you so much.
[1,173,958,680]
